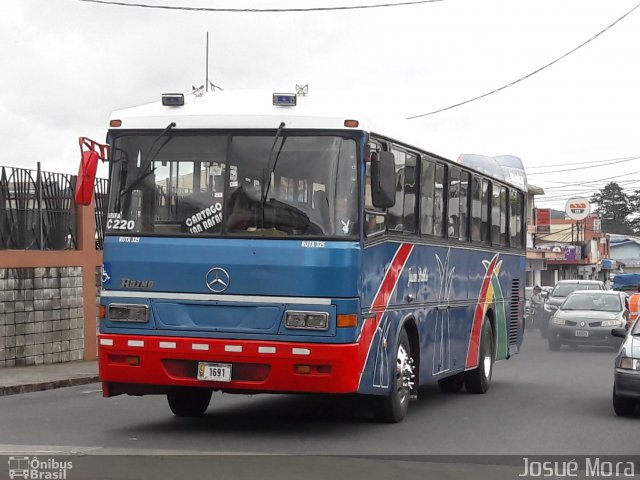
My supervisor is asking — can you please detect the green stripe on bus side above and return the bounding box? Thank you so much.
[491,275,508,360]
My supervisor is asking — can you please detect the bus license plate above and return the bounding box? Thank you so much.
[197,362,232,382]
[575,330,589,337]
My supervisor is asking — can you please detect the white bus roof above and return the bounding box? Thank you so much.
[109,89,526,190]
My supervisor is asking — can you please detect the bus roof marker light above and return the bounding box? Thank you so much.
[344,120,359,128]
[162,93,185,107]
[273,93,296,106]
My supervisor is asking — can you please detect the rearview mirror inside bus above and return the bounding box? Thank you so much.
[371,151,396,209]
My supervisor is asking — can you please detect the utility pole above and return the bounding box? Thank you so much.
[205,32,209,92]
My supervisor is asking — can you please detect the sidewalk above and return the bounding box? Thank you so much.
[0,360,99,396]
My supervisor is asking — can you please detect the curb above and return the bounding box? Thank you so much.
[0,376,100,397]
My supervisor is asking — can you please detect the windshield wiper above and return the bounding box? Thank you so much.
[259,122,286,229]
[120,122,176,198]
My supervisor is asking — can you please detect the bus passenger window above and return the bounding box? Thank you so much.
[387,148,406,232]
[510,190,523,248]
[433,164,445,237]
[420,159,435,235]
[500,187,508,246]
[491,184,500,244]
[471,177,482,241]
[365,141,386,237]
[481,179,490,242]
[447,167,460,239]
[403,153,417,234]
[459,171,469,241]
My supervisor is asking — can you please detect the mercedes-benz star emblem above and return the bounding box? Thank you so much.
[205,267,230,293]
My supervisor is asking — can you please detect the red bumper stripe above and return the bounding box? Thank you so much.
[99,334,362,395]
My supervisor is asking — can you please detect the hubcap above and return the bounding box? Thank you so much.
[396,344,415,404]
[483,353,492,378]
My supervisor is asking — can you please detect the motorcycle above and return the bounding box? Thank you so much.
[526,300,545,333]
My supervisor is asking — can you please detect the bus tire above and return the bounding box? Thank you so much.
[167,388,212,417]
[438,373,464,393]
[464,319,494,394]
[372,329,414,423]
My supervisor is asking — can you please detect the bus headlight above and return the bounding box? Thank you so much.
[285,311,329,331]
[108,304,149,323]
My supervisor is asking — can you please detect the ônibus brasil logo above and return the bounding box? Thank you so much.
[8,456,72,479]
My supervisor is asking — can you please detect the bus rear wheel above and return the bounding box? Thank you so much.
[167,388,212,417]
[464,319,494,394]
[372,329,415,423]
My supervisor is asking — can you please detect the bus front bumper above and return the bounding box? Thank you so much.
[98,334,363,397]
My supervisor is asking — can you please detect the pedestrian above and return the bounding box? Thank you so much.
[628,287,640,326]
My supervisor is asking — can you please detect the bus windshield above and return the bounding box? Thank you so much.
[106,132,359,238]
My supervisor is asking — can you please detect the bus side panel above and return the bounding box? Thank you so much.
[359,241,524,395]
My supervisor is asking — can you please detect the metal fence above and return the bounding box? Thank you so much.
[0,164,108,251]
[95,178,109,250]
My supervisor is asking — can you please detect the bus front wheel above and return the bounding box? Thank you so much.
[167,388,212,417]
[464,319,494,394]
[372,329,415,423]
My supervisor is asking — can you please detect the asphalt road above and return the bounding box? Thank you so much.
[0,331,637,458]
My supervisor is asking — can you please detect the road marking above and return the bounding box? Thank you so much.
[0,444,271,455]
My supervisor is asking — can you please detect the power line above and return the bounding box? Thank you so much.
[77,0,444,13]
[542,177,640,186]
[535,169,640,191]
[540,184,640,201]
[527,155,640,170]
[527,156,640,175]
[538,180,640,200]
[543,179,640,191]
[406,2,640,119]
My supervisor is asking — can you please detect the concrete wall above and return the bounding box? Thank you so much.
[0,202,101,367]
[0,267,85,367]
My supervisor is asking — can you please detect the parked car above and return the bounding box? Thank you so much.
[611,320,640,416]
[543,280,607,323]
[547,290,629,350]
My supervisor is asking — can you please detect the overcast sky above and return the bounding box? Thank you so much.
[1,0,639,209]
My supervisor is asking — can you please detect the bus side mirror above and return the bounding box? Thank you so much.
[75,150,98,206]
[371,151,396,209]
[75,137,108,206]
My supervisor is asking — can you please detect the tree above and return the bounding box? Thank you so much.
[590,182,634,234]
[628,189,640,233]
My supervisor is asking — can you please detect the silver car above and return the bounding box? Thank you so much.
[543,280,607,321]
[547,290,629,350]
[611,320,640,416]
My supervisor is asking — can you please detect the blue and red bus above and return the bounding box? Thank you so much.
[81,89,527,422]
